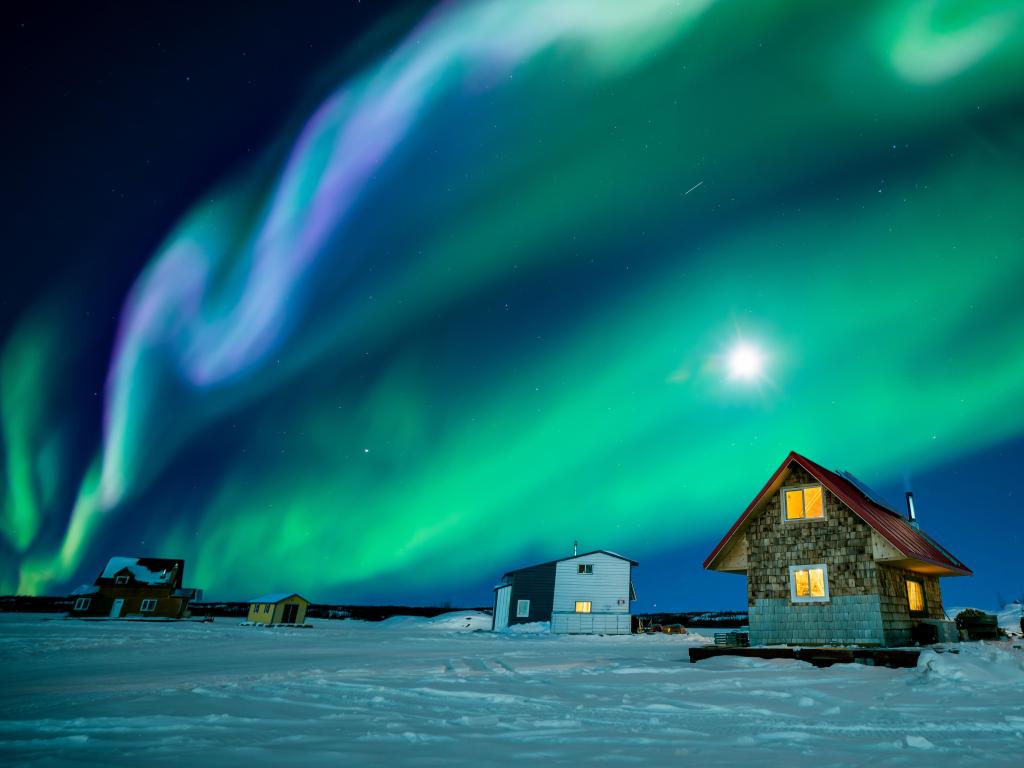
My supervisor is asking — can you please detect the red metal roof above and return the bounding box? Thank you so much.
[704,451,971,575]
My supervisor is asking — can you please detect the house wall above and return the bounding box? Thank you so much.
[508,563,556,625]
[876,564,944,645]
[553,553,631,615]
[747,465,886,646]
[271,598,308,624]
[70,588,185,619]
[492,586,511,630]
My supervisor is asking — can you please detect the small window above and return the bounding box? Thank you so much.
[265,604,271,614]
[575,601,592,613]
[577,564,593,574]
[141,599,157,612]
[783,484,825,521]
[789,564,829,603]
[516,599,530,618]
[906,579,926,615]
[115,575,129,585]
[74,598,91,611]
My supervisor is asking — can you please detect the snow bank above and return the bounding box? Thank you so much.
[2,614,1023,766]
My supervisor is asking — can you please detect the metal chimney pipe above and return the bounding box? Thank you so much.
[905,491,919,528]
[573,539,578,556]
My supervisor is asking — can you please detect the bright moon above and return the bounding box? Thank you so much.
[727,343,765,381]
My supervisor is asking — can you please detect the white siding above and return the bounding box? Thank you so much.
[551,552,632,634]
[492,585,510,631]
[551,613,631,635]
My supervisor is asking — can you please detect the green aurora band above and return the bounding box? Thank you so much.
[3,0,1024,598]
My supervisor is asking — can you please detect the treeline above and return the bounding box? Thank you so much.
[190,602,492,621]
[637,610,747,628]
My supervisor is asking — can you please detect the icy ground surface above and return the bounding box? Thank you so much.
[2,612,1023,766]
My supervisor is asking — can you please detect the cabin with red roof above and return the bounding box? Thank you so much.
[705,452,970,646]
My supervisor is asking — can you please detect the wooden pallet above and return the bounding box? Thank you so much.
[689,646,920,668]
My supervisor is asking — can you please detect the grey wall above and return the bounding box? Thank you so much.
[508,562,556,625]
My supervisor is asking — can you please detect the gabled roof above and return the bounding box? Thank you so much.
[704,451,971,576]
[248,592,308,604]
[503,549,638,578]
[96,557,184,587]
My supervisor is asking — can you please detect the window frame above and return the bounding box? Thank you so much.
[781,483,827,523]
[73,597,91,611]
[788,563,830,603]
[516,599,530,618]
[115,575,129,585]
[577,563,593,575]
[140,598,158,612]
[575,601,592,613]
[906,578,927,617]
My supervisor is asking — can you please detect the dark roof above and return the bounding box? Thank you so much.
[704,451,971,575]
[95,556,185,587]
[503,549,638,578]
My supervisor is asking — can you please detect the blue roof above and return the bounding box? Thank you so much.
[248,592,306,604]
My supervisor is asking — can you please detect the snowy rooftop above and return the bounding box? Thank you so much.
[248,592,304,604]
[100,556,179,585]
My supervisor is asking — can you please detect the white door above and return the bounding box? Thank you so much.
[109,599,124,617]
[493,586,510,631]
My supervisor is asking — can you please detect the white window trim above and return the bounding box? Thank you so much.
[789,563,830,603]
[74,597,91,611]
[516,599,530,618]
[781,483,827,523]
[141,599,157,612]
[115,575,129,584]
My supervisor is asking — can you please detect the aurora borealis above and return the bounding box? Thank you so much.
[4,0,1024,607]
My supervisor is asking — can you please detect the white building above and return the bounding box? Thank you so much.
[492,550,638,634]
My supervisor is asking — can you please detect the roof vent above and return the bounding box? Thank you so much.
[573,539,578,557]
[905,491,920,530]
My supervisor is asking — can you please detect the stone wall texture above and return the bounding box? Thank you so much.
[876,563,944,645]
[745,464,944,646]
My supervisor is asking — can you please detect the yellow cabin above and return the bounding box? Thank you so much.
[246,593,310,625]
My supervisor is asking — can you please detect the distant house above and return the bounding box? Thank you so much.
[704,451,970,646]
[246,593,310,625]
[493,550,638,634]
[68,556,202,619]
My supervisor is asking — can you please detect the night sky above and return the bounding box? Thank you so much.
[3,0,1023,611]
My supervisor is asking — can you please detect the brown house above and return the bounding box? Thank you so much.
[705,452,970,646]
[68,556,202,619]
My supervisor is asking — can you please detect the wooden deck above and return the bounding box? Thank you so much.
[688,646,921,668]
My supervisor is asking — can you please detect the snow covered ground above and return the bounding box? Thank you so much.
[1,612,1023,766]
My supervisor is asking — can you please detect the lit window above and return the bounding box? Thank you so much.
[575,601,592,613]
[906,580,926,614]
[783,485,825,521]
[789,564,829,603]
[516,599,530,618]
[115,575,129,585]
[141,599,157,612]
[74,598,91,611]
[577,564,593,574]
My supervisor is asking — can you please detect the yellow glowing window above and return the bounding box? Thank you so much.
[907,580,926,613]
[784,485,824,520]
[575,601,592,613]
[789,564,828,602]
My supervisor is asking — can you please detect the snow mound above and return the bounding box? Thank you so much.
[917,643,1024,687]
[497,621,550,635]
[376,612,491,631]
[423,612,492,631]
